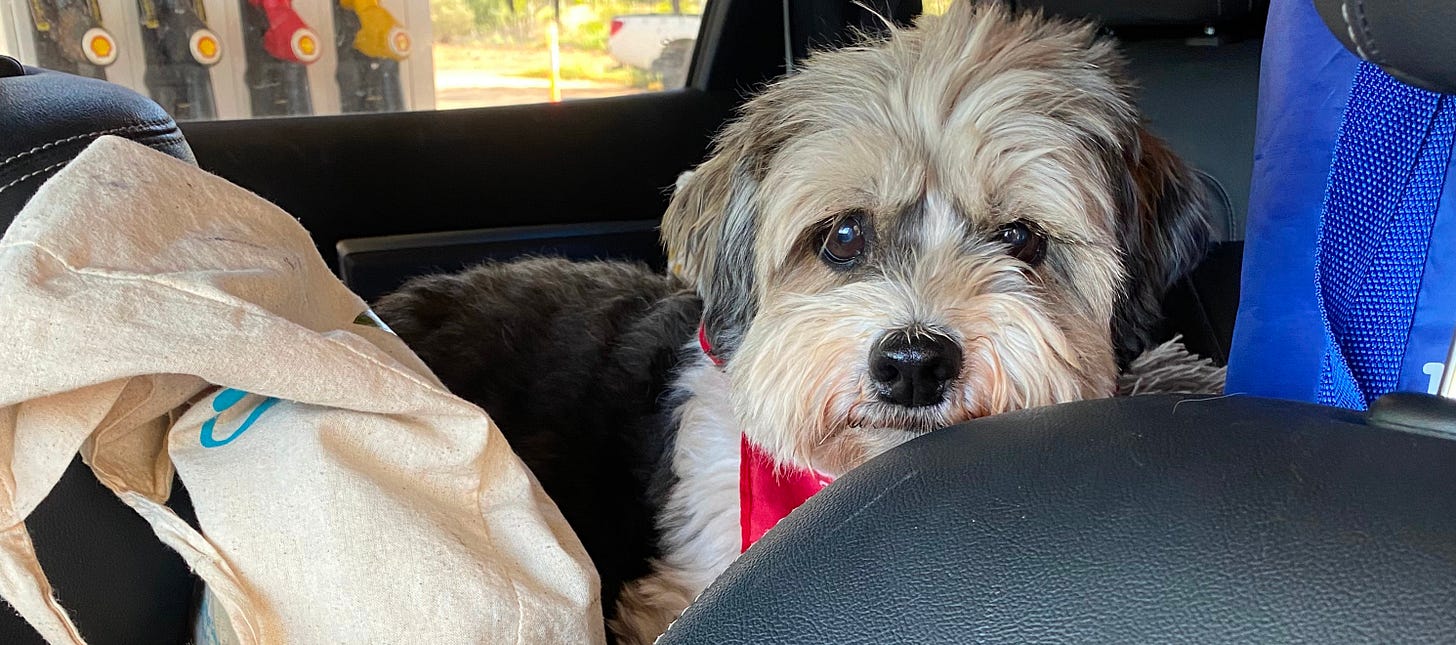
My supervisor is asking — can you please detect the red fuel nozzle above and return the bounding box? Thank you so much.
[249,0,321,64]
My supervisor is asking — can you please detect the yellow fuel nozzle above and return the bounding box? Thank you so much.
[341,0,410,61]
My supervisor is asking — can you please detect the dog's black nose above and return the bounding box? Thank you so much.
[870,330,962,408]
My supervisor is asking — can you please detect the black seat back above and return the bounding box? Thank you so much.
[1022,0,1268,242]
[337,219,666,304]
[0,59,193,229]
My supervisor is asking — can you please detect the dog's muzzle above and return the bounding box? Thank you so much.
[870,329,962,408]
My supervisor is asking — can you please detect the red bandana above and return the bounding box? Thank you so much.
[697,326,834,552]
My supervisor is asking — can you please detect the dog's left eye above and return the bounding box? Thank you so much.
[994,220,1047,266]
[821,211,868,266]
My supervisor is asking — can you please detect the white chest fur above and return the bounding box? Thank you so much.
[609,352,741,644]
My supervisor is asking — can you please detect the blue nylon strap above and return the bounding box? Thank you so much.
[1316,63,1456,409]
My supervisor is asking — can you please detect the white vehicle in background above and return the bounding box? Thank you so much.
[607,14,701,88]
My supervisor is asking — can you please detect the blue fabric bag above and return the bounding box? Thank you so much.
[1226,0,1456,408]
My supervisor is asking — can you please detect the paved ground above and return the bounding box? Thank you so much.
[430,44,651,110]
[433,68,644,109]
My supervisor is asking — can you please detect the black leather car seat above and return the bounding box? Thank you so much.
[0,57,201,645]
[0,59,193,227]
[659,394,1456,643]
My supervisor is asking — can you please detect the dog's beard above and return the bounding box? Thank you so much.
[727,251,1117,477]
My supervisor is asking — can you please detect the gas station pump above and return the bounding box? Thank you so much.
[6,0,431,119]
[240,0,320,116]
[136,0,222,120]
[25,0,117,79]
[332,0,407,113]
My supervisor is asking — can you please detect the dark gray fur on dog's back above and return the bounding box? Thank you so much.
[371,257,700,619]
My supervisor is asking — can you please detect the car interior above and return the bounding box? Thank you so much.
[2,0,1455,642]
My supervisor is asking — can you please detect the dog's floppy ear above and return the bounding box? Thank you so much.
[1112,127,1212,365]
[660,143,767,359]
[662,79,812,357]
[662,156,733,288]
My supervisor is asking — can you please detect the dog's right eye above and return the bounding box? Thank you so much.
[821,211,868,266]
[994,220,1048,266]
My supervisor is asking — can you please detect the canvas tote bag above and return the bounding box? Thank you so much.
[0,136,605,644]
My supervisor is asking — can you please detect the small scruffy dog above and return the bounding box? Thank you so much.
[374,3,1220,643]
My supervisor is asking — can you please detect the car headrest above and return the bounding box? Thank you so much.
[1015,0,1268,34]
[1313,0,1456,94]
[0,57,194,231]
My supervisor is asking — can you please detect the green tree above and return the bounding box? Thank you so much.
[431,0,478,42]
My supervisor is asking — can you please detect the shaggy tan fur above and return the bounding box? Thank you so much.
[610,3,1216,643]
[661,1,1208,482]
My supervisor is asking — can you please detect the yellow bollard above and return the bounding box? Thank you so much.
[547,20,562,103]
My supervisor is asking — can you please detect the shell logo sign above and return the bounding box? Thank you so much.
[290,28,322,64]
[389,27,411,59]
[189,29,223,66]
[81,28,117,66]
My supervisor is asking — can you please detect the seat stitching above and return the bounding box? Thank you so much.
[1339,0,1380,62]
[0,160,68,195]
[1353,0,1380,61]
[0,118,174,168]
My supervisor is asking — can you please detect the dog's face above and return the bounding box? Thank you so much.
[663,2,1209,475]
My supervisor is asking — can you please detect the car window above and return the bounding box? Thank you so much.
[0,1,705,121]
[919,1,952,15]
